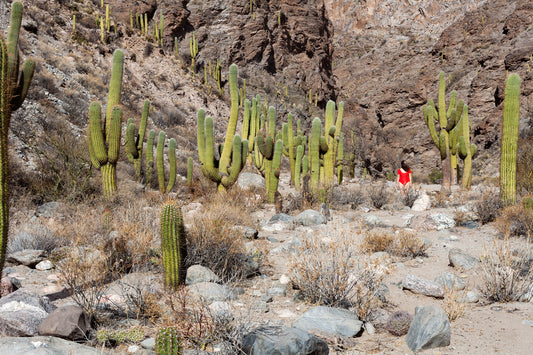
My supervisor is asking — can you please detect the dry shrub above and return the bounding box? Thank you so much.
[8,224,65,254]
[478,238,533,302]
[289,230,388,319]
[494,204,533,239]
[367,182,391,209]
[360,230,428,258]
[329,184,366,210]
[402,185,420,208]
[186,192,259,281]
[442,282,468,322]
[453,209,471,227]
[474,187,502,224]
[360,230,394,254]
[431,191,450,208]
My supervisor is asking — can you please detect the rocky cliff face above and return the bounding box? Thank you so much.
[2,0,532,183]
[326,0,532,179]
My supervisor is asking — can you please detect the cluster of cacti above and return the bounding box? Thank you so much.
[88,49,124,199]
[125,100,150,180]
[500,73,521,206]
[281,114,307,189]
[155,327,182,355]
[423,71,470,191]
[96,327,145,345]
[160,201,187,289]
[0,1,35,273]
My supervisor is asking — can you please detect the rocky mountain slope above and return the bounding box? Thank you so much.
[2,0,532,182]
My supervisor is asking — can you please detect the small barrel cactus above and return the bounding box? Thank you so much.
[385,310,413,336]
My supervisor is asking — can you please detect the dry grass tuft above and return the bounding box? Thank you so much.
[474,187,502,225]
[431,191,450,208]
[360,229,428,258]
[367,182,391,209]
[290,230,389,319]
[441,277,468,322]
[478,238,533,302]
[494,204,533,239]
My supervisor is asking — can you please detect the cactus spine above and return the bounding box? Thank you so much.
[87,49,124,199]
[0,1,35,272]
[160,202,187,289]
[125,100,150,180]
[500,74,521,206]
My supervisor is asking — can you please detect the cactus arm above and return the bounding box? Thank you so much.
[423,103,440,148]
[310,117,321,191]
[218,64,239,174]
[10,59,35,111]
[145,129,155,186]
[295,144,303,191]
[107,105,122,164]
[203,116,221,183]
[166,138,176,193]
[105,49,124,140]
[241,139,249,168]
[437,71,447,128]
[221,135,242,190]
[137,100,150,151]
[197,109,206,165]
[187,157,193,186]
[88,101,108,167]
[6,2,23,81]
[125,121,138,161]
[266,139,283,203]
[241,99,251,140]
[337,133,344,184]
[157,131,166,193]
[500,74,521,205]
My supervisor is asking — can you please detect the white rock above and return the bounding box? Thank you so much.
[35,260,53,271]
[279,275,291,285]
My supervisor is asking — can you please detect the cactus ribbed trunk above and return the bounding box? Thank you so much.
[161,202,187,289]
[500,74,521,206]
[101,164,117,199]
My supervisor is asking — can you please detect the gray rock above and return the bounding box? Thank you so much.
[448,248,479,270]
[269,213,294,224]
[363,214,382,227]
[294,210,327,226]
[35,260,53,271]
[0,289,56,336]
[434,272,467,291]
[232,225,259,239]
[430,213,456,230]
[38,305,91,340]
[7,249,45,268]
[402,213,415,227]
[237,172,265,191]
[406,305,451,352]
[186,265,221,285]
[457,290,480,303]
[243,325,329,355]
[292,306,363,337]
[266,285,288,297]
[0,336,109,354]
[208,301,233,321]
[187,282,237,304]
[36,201,64,218]
[402,274,444,298]
[411,192,431,211]
[141,337,156,350]
[270,237,302,255]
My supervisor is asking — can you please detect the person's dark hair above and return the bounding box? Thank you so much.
[401,160,410,171]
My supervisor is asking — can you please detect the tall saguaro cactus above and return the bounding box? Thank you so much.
[0,1,35,272]
[218,64,240,175]
[500,74,521,206]
[88,49,124,199]
[423,72,463,192]
[456,104,477,189]
[160,201,187,289]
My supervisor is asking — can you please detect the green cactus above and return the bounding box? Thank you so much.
[455,104,477,189]
[0,1,35,273]
[500,74,521,206]
[187,157,193,186]
[160,202,187,289]
[190,31,198,75]
[145,130,156,187]
[155,132,177,194]
[294,145,304,190]
[125,100,150,180]
[337,133,344,184]
[87,49,124,199]
[423,72,463,192]
[155,327,182,355]
[323,101,337,185]
[197,109,246,192]
[218,64,240,175]
[310,117,321,191]
[522,196,533,210]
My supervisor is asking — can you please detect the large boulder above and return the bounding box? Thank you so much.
[292,306,363,338]
[38,305,91,340]
[237,173,266,191]
[0,289,56,336]
[406,305,451,352]
[294,210,327,226]
[186,265,221,285]
[187,282,237,304]
[402,274,445,298]
[0,336,109,354]
[243,325,329,355]
[411,192,431,211]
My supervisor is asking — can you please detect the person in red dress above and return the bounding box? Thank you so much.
[396,160,412,196]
